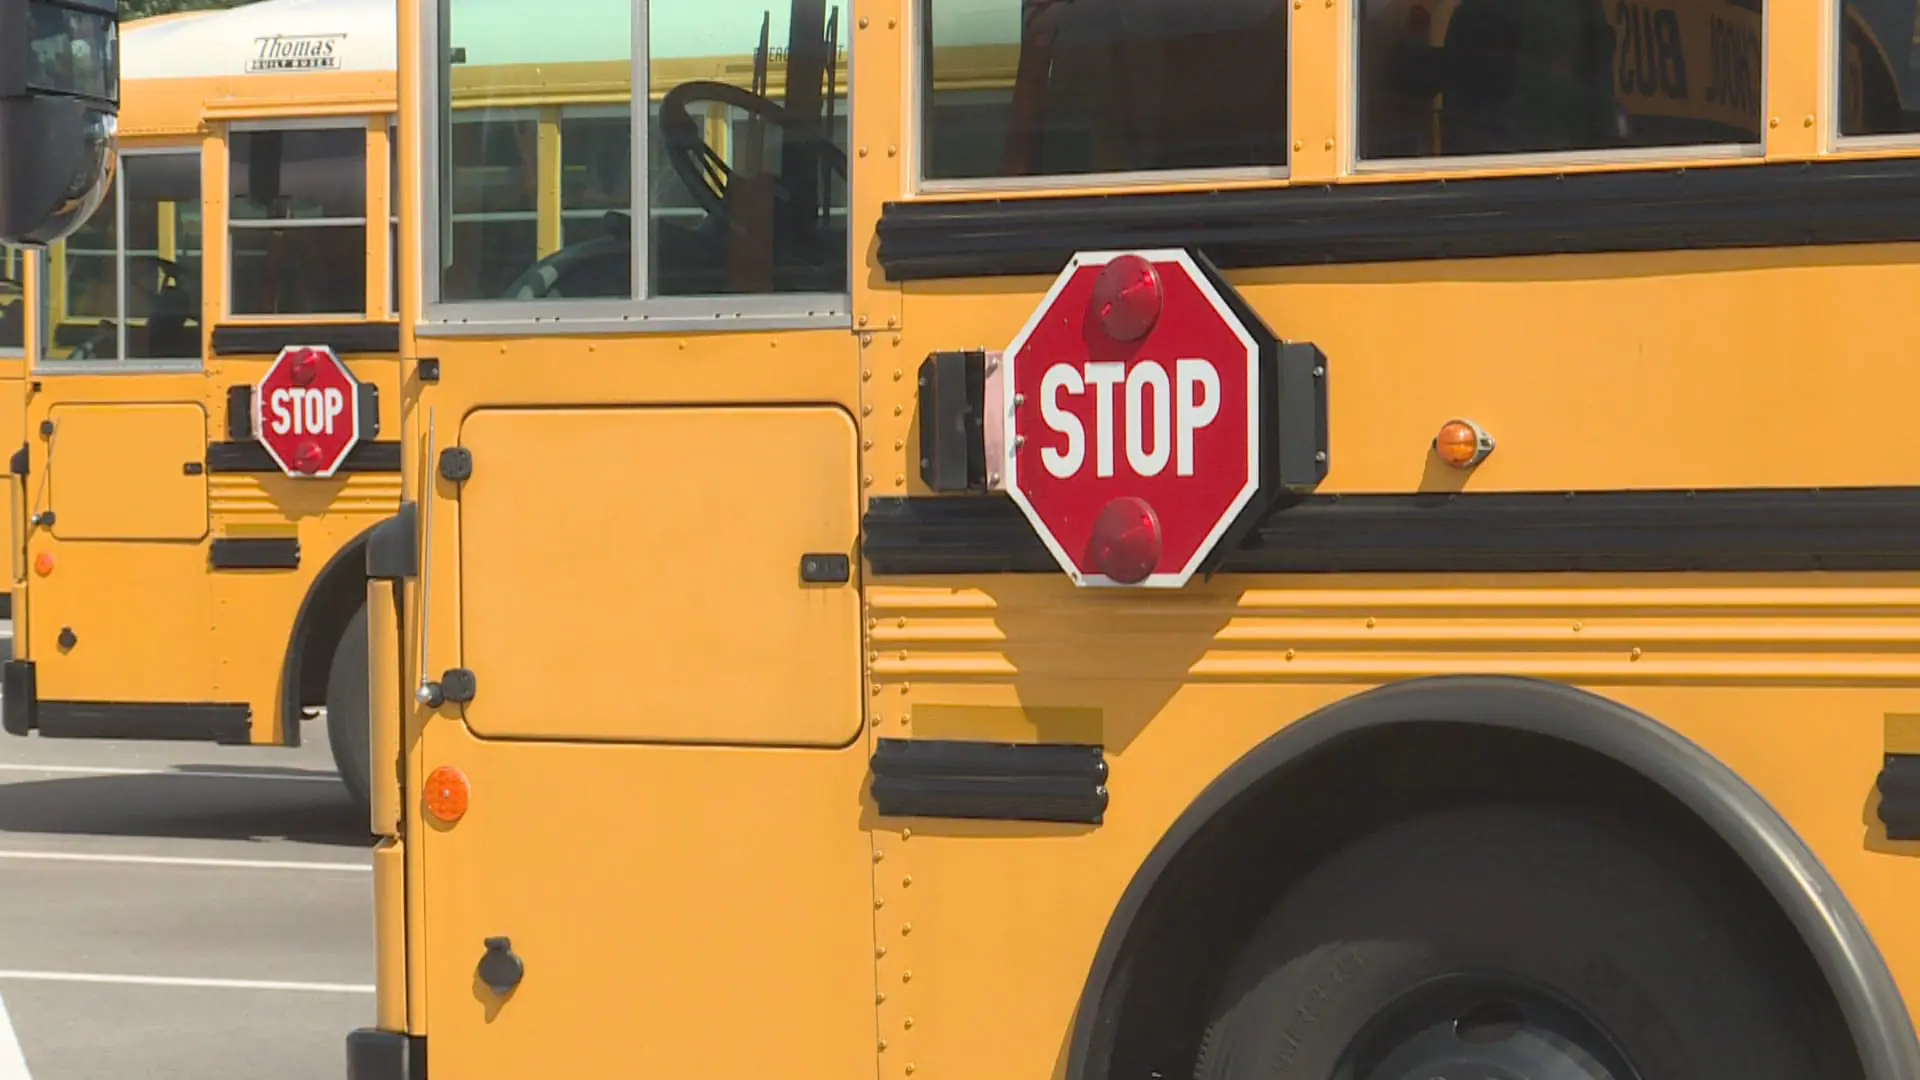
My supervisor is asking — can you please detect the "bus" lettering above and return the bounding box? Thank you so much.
[1614,2,1688,102]
[1039,359,1221,480]
[268,386,347,436]
[1704,13,1759,113]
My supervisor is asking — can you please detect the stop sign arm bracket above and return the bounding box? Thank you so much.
[915,350,993,493]
[1194,339,1331,581]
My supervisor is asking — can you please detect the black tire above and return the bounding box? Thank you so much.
[1194,803,1856,1080]
[325,604,372,815]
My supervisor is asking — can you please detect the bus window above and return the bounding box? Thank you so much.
[1837,1,1920,137]
[437,0,847,305]
[0,248,25,357]
[228,126,370,316]
[647,0,849,296]
[918,0,1290,182]
[1357,0,1764,161]
[439,0,632,303]
[49,150,203,364]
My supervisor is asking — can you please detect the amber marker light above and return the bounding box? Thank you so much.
[32,552,53,577]
[1434,418,1495,469]
[424,765,471,824]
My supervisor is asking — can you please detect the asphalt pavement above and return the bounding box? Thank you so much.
[0,626,375,1080]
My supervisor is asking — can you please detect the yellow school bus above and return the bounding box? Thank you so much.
[0,0,403,808]
[342,0,1920,1074]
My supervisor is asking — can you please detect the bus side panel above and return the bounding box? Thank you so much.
[861,578,1920,1079]
[417,726,880,1078]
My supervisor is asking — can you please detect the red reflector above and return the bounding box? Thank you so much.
[289,349,320,386]
[1087,496,1162,584]
[1090,254,1163,342]
[292,439,325,474]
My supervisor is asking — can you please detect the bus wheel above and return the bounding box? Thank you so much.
[325,604,371,815]
[1193,803,1851,1080]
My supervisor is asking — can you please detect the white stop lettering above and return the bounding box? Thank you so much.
[268,387,347,437]
[1039,358,1220,480]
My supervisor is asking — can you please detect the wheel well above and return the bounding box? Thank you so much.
[278,528,373,746]
[1085,719,1864,1080]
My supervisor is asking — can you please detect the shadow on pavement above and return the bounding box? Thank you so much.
[0,770,373,847]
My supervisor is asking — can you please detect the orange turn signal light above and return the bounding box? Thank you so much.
[1433,418,1494,469]
[32,552,53,577]
[424,765,471,824]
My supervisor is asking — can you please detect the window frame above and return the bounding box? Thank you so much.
[1345,0,1770,177]
[416,0,853,336]
[907,0,1296,194]
[225,115,377,321]
[35,144,206,376]
[0,246,30,361]
[1827,0,1920,152]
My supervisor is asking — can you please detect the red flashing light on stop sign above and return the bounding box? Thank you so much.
[1002,249,1273,589]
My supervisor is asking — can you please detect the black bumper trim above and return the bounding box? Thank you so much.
[7,686,252,745]
[3,661,35,737]
[347,1029,425,1080]
[871,738,1109,824]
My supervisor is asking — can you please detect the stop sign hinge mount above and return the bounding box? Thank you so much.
[915,350,991,493]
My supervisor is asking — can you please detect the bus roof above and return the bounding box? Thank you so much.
[123,0,396,82]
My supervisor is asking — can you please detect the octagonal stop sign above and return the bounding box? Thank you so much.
[1002,249,1281,588]
[253,345,364,478]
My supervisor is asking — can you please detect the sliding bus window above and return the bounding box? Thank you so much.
[1837,1,1920,138]
[0,248,26,357]
[432,0,848,308]
[229,125,370,316]
[917,0,1290,183]
[47,150,204,365]
[1356,0,1764,162]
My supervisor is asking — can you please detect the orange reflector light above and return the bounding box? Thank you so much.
[32,552,53,577]
[1433,418,1494,469]
[424,766,471,824]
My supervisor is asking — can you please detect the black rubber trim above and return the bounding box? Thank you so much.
[366,503,418,581]
[209,537,300,570]
[877,157,1920,281]
[1062,676,1920,1080]
[1876,756,1920,841]
[863,488,1920,576]
[206,440,403,474]
[871,738,1108,824]
[347,1029,426,1080]
[2,661,36,736]
[210,323,401,356]
[30,701,251,744]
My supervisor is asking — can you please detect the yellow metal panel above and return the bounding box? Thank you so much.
[28,541,215,700]
[456,405,863,746]
[372,837,408,1032]
[418,725,878,1078]
[47,403,208,542]
[370,579,403,838]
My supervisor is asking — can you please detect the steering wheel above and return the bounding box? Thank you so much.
[656,80,848,229]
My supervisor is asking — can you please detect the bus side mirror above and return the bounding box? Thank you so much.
[0,0,120,248]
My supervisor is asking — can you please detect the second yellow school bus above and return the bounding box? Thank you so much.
[2,0,401,806]
[351,0,1920,1078]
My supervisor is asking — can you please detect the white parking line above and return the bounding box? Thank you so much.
[0,992,28,1080]
[0,971,372,995]
[0,850,368,873]
[0,763,338,784]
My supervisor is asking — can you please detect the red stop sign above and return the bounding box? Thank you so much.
[253,345,364,478]
[1003,249,1273,588]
